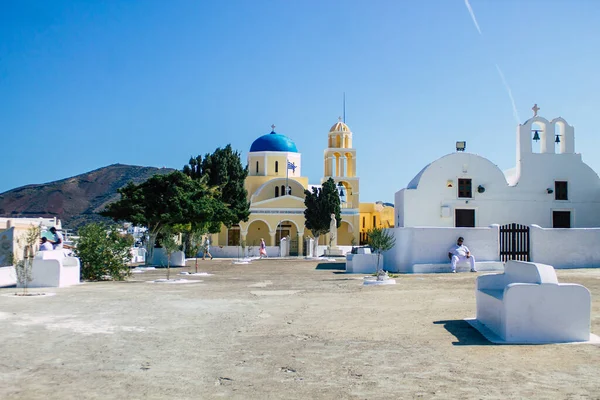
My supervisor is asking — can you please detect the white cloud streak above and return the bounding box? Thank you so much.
[464,0,482,35]
[463,0,521,124]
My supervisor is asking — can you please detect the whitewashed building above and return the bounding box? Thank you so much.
[395,113,600,228]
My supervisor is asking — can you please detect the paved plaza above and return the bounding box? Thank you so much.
[1,259,599,399]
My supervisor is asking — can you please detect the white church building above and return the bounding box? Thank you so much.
[395,112,600,229]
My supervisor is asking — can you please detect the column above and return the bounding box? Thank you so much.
[297,232,304,256]
[241,231,248,257]
[269,231,277,247]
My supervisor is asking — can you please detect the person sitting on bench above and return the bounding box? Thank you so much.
[448,236,477,273]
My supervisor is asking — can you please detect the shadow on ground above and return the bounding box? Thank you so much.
[433,319,492,346]
[315,262,346,270]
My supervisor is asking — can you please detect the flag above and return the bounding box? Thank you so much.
[287,161,296,173]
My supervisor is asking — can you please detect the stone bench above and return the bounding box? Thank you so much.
[476,260,591,343]
[19,250,81,288]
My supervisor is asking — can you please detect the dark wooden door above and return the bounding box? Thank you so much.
[553,211,571,228]
[455,209,475,227]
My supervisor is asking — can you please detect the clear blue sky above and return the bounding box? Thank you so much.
[1,0,599,202]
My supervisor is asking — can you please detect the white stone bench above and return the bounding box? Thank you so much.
[19,250,81,288]
[346,252,380,273]
[476,260,591,343]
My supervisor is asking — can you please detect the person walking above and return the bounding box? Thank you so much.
[202,236,213,260]
[259,238,268,258]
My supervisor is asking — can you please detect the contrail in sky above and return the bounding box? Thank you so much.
[463,0,520,123]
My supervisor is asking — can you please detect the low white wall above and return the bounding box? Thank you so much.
[151,249,186,267]
[382,225,500,273]
[0,265,16,287]
[209,246,280,258]
[530,225,600,269]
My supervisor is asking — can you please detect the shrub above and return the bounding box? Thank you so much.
[75,223,134,281]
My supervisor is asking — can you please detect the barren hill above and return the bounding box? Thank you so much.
[0,164,173,230]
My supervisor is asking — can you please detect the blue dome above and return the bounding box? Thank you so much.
[250,131,298,153]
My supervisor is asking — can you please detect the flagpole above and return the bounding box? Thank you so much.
[286,158,289,196]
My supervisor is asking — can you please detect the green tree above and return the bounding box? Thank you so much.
[367,227,396,280]
[184,145,250,228]
[160,230,180,280]
[100,171,225,264]
[15,225,41,294]
[76,223,134,281]
[303,178,341,256]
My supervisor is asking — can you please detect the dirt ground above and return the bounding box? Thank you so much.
[0,259,599,400]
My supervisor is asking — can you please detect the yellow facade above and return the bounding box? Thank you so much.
[358,202,395,244]
[211,120,392,255]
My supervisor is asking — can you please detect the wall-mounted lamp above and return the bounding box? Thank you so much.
[546,188,554,194]
[477,185,485,193]
[532,130,541,142]
[456,141,466,152]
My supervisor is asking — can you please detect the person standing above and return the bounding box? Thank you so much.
[48,227,63,250]
[202,236,213,260]
[448,236,477,273]
[259,238,268,258]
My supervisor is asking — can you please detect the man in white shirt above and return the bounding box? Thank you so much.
[48,227,64,250]
[39,237,53,251]
[448,236,477,273]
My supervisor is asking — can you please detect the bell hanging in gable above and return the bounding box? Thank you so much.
[532,130,540,142]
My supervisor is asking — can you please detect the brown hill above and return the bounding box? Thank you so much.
[0,164,173,230]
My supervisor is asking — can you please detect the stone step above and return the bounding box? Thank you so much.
[410,261,504,274]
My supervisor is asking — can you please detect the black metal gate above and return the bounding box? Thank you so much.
[499,223,530,262]
[289,237,299,257]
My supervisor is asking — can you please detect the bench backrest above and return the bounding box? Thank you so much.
[504,260,558,285]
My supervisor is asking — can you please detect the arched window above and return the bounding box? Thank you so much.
[373,216,377,228]
[281,185,285,196]
[287,186,291,196]
[256,161,259,174]
[275,161,279,173]
[362,217,365,228]
[275,186,279,197]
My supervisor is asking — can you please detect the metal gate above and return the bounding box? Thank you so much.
[499,223,530,262]
[289,237,299,257]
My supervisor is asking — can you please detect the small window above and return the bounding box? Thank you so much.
[458,179,472,198]
[373,216,377,228]
[275,186,279,197]
[275,161,279,173]
[281,185,285,196]
[362,217,365,228]
[287,186,291,196]
[256,161,259,174]
[555,181,568,200]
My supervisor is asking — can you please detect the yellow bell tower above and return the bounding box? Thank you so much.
[322,118,360,245]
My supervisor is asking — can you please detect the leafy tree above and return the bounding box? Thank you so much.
[160,230,180,280]
[303,178,341,256]
[184,145,250,228]
[367,227,396,280]
[15,225,40,294]
[75,223,134,281]
[100,171,225,264]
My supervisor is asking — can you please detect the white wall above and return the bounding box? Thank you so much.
[530,225,600,269]
[382,225,500,273]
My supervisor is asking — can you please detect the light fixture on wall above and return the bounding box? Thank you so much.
[547,188,554,194]
[477,185,485,193]
[532,130,541,142]
[555,134,561,143]
[456,141,466,152]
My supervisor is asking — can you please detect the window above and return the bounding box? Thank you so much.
[256,161,259,174]
[373,216,377,228]
[458,178,472,198]
[281,185,285,196]
[555,181,568,200]
[275,161,279,173]
[287,186,291,196]
[275,186,279,197]
[227,227,240,246]
[362,217,365,228]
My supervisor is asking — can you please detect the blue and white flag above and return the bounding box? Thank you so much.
[287,161,296,173]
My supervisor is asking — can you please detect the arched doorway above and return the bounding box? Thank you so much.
[247,220,271,247]
[337,221,354,245]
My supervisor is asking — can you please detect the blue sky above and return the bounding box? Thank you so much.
[1,0,599,202]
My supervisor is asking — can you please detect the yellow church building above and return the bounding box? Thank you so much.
[214,119,393,256]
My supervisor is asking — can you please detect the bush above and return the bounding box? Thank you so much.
[75,223,134,281]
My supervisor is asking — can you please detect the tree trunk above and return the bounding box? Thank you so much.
[167,257,171,280]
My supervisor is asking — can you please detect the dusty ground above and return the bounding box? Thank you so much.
[0,259,599,400]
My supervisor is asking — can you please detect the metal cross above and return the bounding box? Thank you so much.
[271,124,276,131]
[532,104,540,117]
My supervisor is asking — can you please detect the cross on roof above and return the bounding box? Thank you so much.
[532,104,540,117]
[338,116,342,122]
[271,124,276,131]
